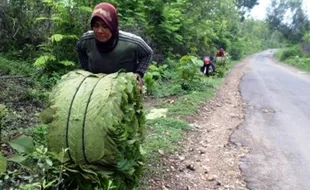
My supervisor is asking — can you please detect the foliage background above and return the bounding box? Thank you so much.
[0,0,286,66]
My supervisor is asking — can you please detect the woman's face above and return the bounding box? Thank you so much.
[92,19,112,42]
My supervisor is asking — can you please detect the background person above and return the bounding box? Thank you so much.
[216,48,225,57]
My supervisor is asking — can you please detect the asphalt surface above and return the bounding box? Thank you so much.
[231,50,310,190]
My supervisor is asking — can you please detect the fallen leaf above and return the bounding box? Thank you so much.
[158,149,165,155]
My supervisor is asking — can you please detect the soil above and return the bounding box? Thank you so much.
[147,57,253,190]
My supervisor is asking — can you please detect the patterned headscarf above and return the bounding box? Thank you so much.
[91,3,119,52]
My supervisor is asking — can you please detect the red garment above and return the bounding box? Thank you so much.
[216,48,225,57]
[216,51,225,57]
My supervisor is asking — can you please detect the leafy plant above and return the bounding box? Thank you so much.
[0,153,6,174]
[0,134,122,190]
[0,104,6,144]
[143,63,169,95]
[0,135,65,189]
[33,0,90,74]
[147,63,168,80]
[177,55,203,90]
[279,45,304,61]
[143,73,156,95]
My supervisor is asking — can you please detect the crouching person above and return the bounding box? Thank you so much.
[200,56,215,76]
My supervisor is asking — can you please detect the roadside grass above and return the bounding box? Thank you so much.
[167,78,220,116]
[0,56,52,145]
[274,48,310,71]
[152,81,184,98]
[139,61,237,189]
[140,61,236,165]
[285,57,310,71]
[143,118,191,159]
[141,79,220,160]
[0,56,35,76]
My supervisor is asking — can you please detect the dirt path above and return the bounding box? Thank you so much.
[149,58,253,190]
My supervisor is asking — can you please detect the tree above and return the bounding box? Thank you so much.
[266,0,310,43]
[234,0,259,19]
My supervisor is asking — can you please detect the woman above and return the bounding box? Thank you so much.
[215,48,225,57]
[215,48,226,66]
[76,2,153,87]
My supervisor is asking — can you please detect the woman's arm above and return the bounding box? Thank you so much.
[135,36,153,78]
[76,39,89,71]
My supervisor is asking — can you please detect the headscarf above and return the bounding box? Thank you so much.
[90,3,119,52]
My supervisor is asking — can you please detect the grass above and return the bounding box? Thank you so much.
[0,56,47,143]
[138,61,237,189]
[140,77,221,161]
[143,118,191,159]
[141,60,236,159]
[274,48,310,71]
[167,79,221,116]
[0,56,36,76]
[285,57,310,71]
[138,118,191,190]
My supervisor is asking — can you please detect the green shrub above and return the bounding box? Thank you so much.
[152,81,183,98]
[214,65,227,78]
[229,44,243,60]
[280,45,304,61]
[177,55,203,89]
[0,56,36,76]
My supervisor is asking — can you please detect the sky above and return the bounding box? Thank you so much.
[250,0,310,20]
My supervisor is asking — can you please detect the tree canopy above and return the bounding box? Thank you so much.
[266,0,310,43]
[0,0,308,68]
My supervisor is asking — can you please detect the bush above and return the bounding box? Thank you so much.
[280,45,304,61]
[229,45,243,60]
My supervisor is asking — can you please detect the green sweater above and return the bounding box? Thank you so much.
[76,30,153,77]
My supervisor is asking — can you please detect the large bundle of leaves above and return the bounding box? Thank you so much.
[45,70,145,189]
[215,57,226,66]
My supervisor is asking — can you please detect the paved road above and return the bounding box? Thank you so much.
[232,50,310,190]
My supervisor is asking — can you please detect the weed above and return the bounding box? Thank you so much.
[143,118,190,160]
[274,48,310,71]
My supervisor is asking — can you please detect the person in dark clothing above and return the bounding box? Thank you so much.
[200,56,215,76]
[76,2,153,88]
